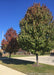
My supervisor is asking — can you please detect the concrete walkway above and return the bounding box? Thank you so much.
[13,56,54,66]
[0,64,26,75]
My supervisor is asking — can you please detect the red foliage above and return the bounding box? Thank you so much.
[1,28,18,47]
[1,39,8,45]
[4,28,18,42]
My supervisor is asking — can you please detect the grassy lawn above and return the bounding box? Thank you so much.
[6,54,35,58]
[0,57,54,75]
[7,54,49,58]
[11,54,49,57]
[11,54,34,57]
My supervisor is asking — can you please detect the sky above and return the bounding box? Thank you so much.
[0,0,54,45]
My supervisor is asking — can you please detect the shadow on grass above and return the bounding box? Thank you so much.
[0,57,34,65]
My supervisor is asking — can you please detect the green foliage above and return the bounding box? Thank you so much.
[18,3,54,54]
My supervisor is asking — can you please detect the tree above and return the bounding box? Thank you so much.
[18,3,54,65]
[4,28,17,42]
[1,39,8,50]
[1,28,18,58]
[5,38,19,58]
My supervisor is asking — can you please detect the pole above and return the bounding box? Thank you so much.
[2,31,4,40]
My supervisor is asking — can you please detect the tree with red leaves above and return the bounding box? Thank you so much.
[4,28,17,42]
[1,28,18,58]
[1,39,8,50]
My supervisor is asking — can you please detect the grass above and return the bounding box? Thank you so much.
[11,54,33,57]
[0,57,54,75]
[7,54,49,58]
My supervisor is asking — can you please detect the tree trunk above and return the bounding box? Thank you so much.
[14,52,16,55]
[9,53,11,58]
[36,53,39,65]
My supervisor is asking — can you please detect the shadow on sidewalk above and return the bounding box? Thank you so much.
[0,57,34,65]
[52,60,54,62]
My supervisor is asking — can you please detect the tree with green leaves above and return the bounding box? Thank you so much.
[18,3,54,65]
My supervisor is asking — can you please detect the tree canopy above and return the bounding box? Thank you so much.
[1,28,18,57]
[18,3,54,54]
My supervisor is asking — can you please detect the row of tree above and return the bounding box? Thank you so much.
[1,3,54,65]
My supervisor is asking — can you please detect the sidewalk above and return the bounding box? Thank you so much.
[13,56,54,66]
[0,64,26,75]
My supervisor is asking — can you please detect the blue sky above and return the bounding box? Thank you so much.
[0,0,54,44]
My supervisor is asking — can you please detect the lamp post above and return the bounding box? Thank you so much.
[2,31,4,40]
